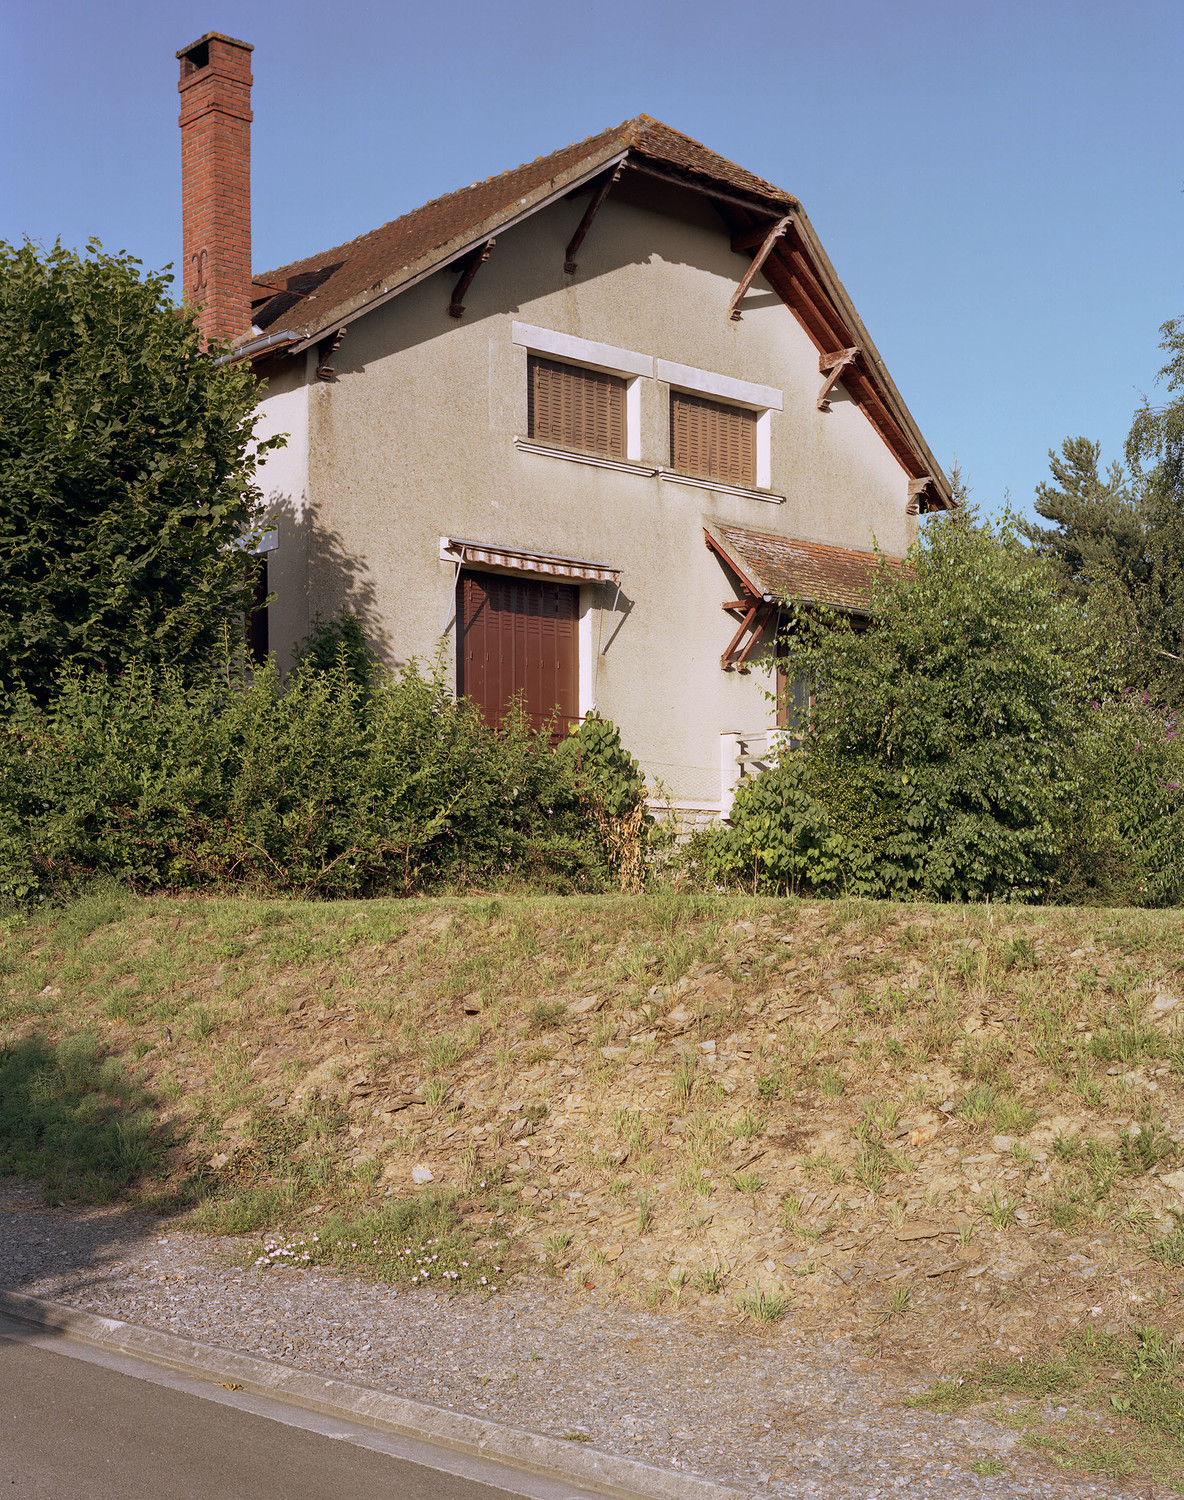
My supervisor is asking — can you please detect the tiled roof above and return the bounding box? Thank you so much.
[709,522,902,615]
[251,116,794,342]
[247,115,951,510]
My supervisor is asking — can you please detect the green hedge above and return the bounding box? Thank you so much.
[0,655,651,903]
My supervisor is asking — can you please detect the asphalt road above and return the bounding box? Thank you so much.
[0,1329,594,1500]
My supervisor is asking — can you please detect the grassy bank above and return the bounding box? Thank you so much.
[5,888,1184,1483]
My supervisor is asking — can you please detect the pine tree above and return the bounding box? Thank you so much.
[1019,436,1146,599]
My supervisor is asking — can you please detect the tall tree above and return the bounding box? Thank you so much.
[1124,317,1184,698]
[0,239,282,697]
[1019,436,1146,599]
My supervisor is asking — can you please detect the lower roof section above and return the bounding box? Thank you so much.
[706,522,900,615]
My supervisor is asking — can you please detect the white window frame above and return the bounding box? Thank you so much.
[656,358,781,490]
[512,321,651,462]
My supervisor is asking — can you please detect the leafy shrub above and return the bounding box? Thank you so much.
[690,756,845,896]
[555,713,655,891]
[295,610,380,695]
[0,653,619,901]
[1054,693,1184,906]
[0,239,280,698]
[685,509,1092,901]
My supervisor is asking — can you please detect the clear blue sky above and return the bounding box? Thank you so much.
[4,0,1181,520]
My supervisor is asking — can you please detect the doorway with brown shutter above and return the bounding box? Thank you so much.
[457,570,579,741]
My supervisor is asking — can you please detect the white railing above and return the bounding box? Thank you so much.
[720,728,789,818]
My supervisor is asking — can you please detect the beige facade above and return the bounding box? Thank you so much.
[252,176,930,812]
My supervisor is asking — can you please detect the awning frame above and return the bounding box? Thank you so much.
[439,536,621,585]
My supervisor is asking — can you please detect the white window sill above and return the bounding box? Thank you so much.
[658,468,785,504]
[514,437,657,476]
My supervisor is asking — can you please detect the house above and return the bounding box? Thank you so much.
[177,33,952,826]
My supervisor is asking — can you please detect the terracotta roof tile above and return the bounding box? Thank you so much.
[710,522,902,615]
[251,116,794,341]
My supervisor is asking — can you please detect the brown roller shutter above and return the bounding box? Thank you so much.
[671,391,757,486]
[529,355,625,458]
[458,571,579,741]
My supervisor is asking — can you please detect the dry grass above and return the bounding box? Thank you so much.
[7,889,1184,1485]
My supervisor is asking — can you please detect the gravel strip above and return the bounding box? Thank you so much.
[0,1186,1145,1498]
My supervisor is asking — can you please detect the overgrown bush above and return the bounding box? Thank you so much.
[1053,693,1184,907]
[555,713,655,891]
[685,757,845,896]
[685,510,1093,901]
[295,610,380,695]
[0,653,625,901]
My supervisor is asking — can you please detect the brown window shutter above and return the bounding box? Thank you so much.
[670,391,757,486]
[528,356,625,458]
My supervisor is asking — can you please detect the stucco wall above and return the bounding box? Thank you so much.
[252,350,313,666]
[253,183,920,804]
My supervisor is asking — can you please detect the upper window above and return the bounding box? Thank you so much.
[529,355,626,459]
[670,391,757,488]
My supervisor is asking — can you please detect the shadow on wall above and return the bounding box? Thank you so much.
[265,494,396,669]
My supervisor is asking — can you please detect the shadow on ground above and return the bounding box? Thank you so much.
[0,1032,196,1300]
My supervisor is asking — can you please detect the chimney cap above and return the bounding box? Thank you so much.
[176,31,253,60]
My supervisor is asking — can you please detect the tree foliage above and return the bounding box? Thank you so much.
[692,509,1090,901]
[1019,436,1144,598]
[1022,324,1184,704]
[0,654,616,903]
[0,240,281,696]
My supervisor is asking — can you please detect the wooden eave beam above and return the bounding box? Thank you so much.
[448,237,495,318]
[703,527,764,600]
[315,326,345,382]
[727,215,792,321]
[732,217,943,503]
[764,243,919,472]
[761,252,849,361]
[782,244,855,351]
[564,162,624,273]
[731,222,787,253]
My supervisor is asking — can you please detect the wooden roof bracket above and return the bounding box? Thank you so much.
[906,476,935,515]
[732,601,776,671]
[727,215,792,321]
[721,601,760,670]
[565,161,625,274]
[315,326,346,382]
[817,347,860,410]
[448,237,496,318]
[705,525,775,668]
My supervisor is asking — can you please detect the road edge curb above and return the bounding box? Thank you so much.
[0,1290,752,1500]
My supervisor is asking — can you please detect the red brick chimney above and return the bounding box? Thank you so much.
[177,32,253,347]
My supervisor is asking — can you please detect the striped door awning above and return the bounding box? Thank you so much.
[440,537,621,584]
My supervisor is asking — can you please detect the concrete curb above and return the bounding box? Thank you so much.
[0,1291,752,1500]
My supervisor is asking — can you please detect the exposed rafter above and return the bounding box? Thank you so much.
[564,161,625,274]
[817,347,860,411]
[447,237,495,318]
[727,215,792,321]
